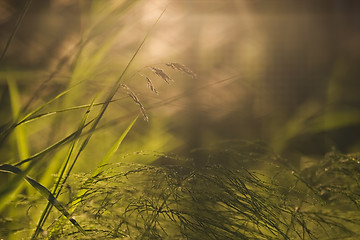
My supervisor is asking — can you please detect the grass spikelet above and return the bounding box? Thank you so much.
[146,76,159,94]
[166,62,196,79]
[120,84,148,121]
[140,73,158,94]
[151,67,172,84]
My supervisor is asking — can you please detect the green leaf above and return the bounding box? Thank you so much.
[95,115,138,174]
[8,77,29,160]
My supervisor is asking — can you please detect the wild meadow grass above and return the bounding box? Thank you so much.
[2,139,360,239]
[1,1,360,239]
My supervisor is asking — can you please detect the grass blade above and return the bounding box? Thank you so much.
[0,164,87,236]
[0,119,93,208]
[0,0,32,64]
[95,115,138,175]
[0,82,79,147]
[0,77,31,211]
[89,6,167,130]
[71,116,138,210]
[71,34,118,86]
[7,77,30,160]
[32,98,96,239]
[17,98,122,127]
[12,121,90,167]
[19,86,77,125]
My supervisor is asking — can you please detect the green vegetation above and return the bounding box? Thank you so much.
[1,1,360,239]
[2,140,360,239]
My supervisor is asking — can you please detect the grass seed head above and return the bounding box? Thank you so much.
[146,76,158,94]
[166,62,196,79]
[120,84,148,121]
[151,67,172,84]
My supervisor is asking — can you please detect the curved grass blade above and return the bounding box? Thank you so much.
[19,86,76,125]
[0,82,79,146]
[8,77,30,160]
[0,119,93,208]
[0,164,87,236]
[17,98,122,127]
[13,119,92,167]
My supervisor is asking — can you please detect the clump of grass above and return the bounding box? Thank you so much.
[0,3,180,239]
[0,12,198,240]
[20,146,359,240]
[2,1,359,240]
[299,151,360,208]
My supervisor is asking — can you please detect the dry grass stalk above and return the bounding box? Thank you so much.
[120,84,148,121]
[151,67,172,84]
[166,62,196,79]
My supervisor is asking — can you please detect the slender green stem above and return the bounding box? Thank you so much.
[0,0,32,64]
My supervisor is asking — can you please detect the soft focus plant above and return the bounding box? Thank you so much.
[1,1,360,240]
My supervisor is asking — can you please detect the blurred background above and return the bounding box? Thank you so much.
[1,0,360,171]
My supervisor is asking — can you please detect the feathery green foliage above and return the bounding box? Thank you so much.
[18,145,359,240]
